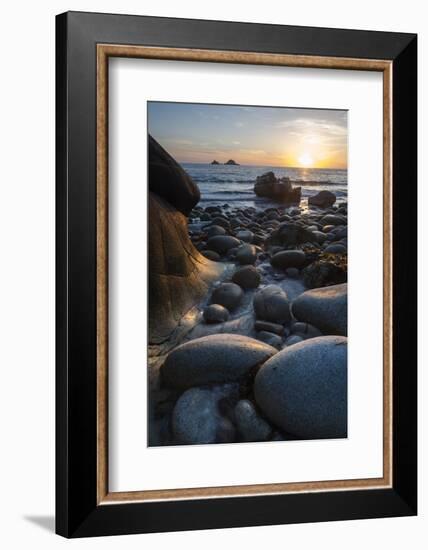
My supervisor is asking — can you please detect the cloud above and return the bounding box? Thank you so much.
[170,139,194,146]
[276,117,347,137]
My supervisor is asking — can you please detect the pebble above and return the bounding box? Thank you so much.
[211,282,243,311]
[203,304,230,324]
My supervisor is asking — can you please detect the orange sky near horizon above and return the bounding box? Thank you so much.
[148,102,348,170]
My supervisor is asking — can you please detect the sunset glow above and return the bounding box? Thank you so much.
[148,102,348,169]
[297,153,314,167]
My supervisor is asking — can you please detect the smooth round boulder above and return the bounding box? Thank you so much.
[234,400,273,442]
[203,304,229,324]
[292,283,347,336]
[254,336,348,438]
[205,225,227,238]
[271,250,306,270]
[211,282,243,311]
[162,334,277,389]
[312,230,328,244]
[321,214,345,226]
[253,285,291,324]
[172,387,236,444]
[235,244,257,265]
[232,265,261,289]
[236,229,254,243]
[207,235,241,255]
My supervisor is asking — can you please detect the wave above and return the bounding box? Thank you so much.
[291,180,347,186]
[194,177,256,184]
[195,178,346,186]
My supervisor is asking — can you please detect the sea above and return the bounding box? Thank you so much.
[181,163,347,210]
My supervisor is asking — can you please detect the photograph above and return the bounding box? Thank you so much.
[148,101,348,447]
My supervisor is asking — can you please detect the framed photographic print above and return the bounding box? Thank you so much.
[56,11,417,537]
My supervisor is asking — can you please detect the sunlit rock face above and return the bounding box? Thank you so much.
[148,137,225,345]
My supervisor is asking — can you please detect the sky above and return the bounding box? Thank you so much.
[148,102,348,169]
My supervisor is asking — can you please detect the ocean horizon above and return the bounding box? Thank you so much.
[181,162,348,209]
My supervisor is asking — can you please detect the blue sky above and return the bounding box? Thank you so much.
[148,102,347,168]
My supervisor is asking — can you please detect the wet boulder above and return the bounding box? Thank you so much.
[232,265,261,289]
[207,235,241,255]
[172,386,237,444]
[211,282,243,311]
[253,285,291,324]
[203,304,230,324]
[271,250,306,270]
[236,244,257,265]
[292,283,347,336]
[254,336,348,439]
[162,334,277,389]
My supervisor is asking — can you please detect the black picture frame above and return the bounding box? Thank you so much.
[56,11,417,538]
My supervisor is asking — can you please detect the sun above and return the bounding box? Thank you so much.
[297,152,314,167]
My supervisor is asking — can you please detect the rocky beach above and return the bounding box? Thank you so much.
[148,136,348,447]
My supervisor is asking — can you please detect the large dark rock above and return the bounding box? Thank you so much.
[254,172,301,204]
[148,135,200,216]
[267,222,317,247]
[308,190,337,208]
[292,283,347,335]
[254,336,347,439]
[161,334,277,389]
